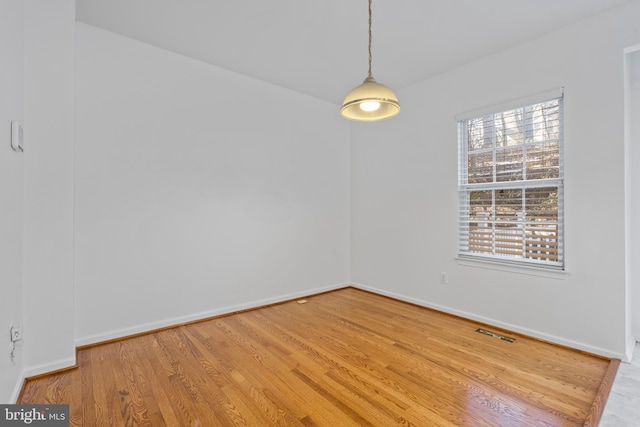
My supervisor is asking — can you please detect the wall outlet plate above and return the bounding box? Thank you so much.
[10,326,23,342]
[439,272,448,285]
[11,121,23,152]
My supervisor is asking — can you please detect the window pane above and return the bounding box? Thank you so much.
[495,223,523,258]
[493,189,522,258]
[526,141,559,180]
[528,100,560,143]
[524,187,559,261]
[525,221,559,262]
[525,187,558,221]
[495,189,522,222]
[495,109,523,147]
[469,191,493,254]
[496,146,524,182]
[470,190,493,218]
[468,151,493,184]
[467,116,493,151]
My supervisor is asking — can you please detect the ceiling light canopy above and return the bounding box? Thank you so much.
[341,0,400,122]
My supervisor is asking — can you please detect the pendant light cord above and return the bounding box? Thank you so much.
[368,0,373,78]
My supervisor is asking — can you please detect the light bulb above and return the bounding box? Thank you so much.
[359,101,381,112]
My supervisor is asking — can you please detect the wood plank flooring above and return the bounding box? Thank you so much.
[18,287,616,426]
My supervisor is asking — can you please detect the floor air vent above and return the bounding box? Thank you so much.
[476,328,516,343]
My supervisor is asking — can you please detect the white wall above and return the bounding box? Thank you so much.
[351,1,640,359]
[0,0,25,403]
[22,0,76,377]
[627,48,640,344]
[74,24,350,344]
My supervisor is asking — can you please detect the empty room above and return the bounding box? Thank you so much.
[2,0,640,425]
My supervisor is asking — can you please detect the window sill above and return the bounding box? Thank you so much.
[455,257,569,280]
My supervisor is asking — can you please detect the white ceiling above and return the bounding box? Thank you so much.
[76,0,631,105]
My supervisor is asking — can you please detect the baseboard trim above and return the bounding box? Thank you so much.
[10,371,26,404]
[350,282,626,361]
[13,355,78,402]
[76,283,350,348]
[22,357,77,380]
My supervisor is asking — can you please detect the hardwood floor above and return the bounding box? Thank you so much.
[19,287,617,426]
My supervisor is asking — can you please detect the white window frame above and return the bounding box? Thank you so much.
[456,89,564,270]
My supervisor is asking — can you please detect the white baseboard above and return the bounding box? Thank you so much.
[10,356,77,403]
[350,282,627,361]
[76,283,350,348]
[22,357,77,380]
[10,371,26,404]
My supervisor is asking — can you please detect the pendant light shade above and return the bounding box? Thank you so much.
[341,76,400,121]
[341,0,400,122]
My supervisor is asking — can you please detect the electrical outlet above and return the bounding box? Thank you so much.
[10,326,23,343]
[439,272,448,285]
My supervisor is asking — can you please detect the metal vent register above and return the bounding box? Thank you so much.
[476,328,516,343]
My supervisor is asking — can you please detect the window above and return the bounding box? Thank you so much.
[457,91,564,269]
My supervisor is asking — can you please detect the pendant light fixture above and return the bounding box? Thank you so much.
[341,0,400,121]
